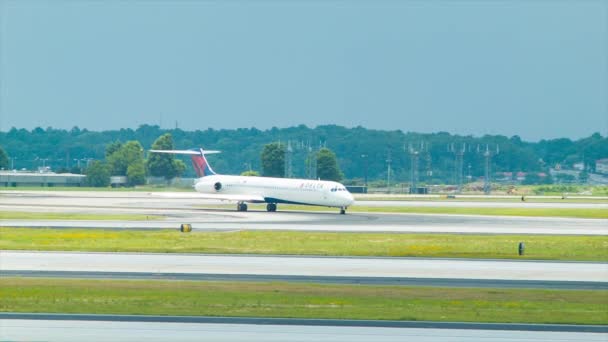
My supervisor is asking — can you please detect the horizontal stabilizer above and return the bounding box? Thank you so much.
[149,149,220,155]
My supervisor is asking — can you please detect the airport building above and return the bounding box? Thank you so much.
[596,158,608,175]
[0,171,86,187]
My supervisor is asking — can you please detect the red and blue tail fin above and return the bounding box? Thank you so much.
[189,148,217,177]
[149,148,220,178]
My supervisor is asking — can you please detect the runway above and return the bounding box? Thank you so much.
[3,251,607,283]
[3,216,607,235]
[4,190,607,208]
[1,191,607,235]
[1,314,606,342]
[355,200,608,209]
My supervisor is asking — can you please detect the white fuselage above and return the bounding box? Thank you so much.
[194,175,355,208]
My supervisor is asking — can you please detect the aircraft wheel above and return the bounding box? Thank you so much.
[267,203,277,212]
[237,203,248,212]
[340,207,346,215]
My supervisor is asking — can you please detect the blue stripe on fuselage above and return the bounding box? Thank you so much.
[263,197,321,206]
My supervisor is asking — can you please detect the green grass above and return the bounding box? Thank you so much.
[0,211,162,221]
[2,228,606,261]
[1,278,605,325]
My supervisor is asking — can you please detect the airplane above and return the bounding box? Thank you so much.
[149,148,355,214]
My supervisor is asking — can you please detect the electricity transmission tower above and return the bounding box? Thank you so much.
[284,140,293,178]
[479,144,499,194]
[306,140,317,179]
[386,149,392,194]
[449,143,466,193]
[406,142,426,194]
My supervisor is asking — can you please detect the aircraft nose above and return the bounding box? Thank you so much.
[345,192,355,206]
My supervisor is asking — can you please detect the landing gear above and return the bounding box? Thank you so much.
[340,207,347,215]
[266,203,277,212]
[237,202,248,212]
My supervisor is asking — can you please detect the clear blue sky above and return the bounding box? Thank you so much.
[1,0,606,141]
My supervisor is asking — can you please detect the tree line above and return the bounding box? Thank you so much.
[1,125,606,185]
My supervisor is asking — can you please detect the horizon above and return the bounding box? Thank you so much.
[1,123,604,143]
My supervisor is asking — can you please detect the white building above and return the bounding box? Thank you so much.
[596,159,608,175]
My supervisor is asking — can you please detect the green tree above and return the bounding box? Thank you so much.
[127,160,146,186]
[0,145,8,170]
[317,147,343,181]
[241,170,260,176]
[85,161,110,187]
[146,133,186,180]
[522,172,552,185]
[174,159,187,177]
[261,142,285,177]
[105,141,123,158]
[106,141,144,176]
[578,170,589,184]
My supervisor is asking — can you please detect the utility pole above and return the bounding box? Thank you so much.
[38,158,49,169]
[425,143,432,181]
[361,154,369,189]
[386,150,392,194]
[284,140,293,178]
[9,157,17,170]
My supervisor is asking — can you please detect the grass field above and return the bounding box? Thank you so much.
[2,228,606,261]
[1,278,605,325]
[0,211,162,221]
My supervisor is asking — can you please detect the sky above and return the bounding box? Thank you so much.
[0,0,606,141]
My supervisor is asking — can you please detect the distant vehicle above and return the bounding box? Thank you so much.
[150,148,355,214]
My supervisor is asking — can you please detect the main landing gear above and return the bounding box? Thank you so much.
[340,207,347,215]
[237,202,248,212]
[266,203,277,212]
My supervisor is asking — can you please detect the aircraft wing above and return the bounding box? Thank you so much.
[150,192,266,203]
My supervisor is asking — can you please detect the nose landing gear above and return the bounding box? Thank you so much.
[340,207,346,215]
